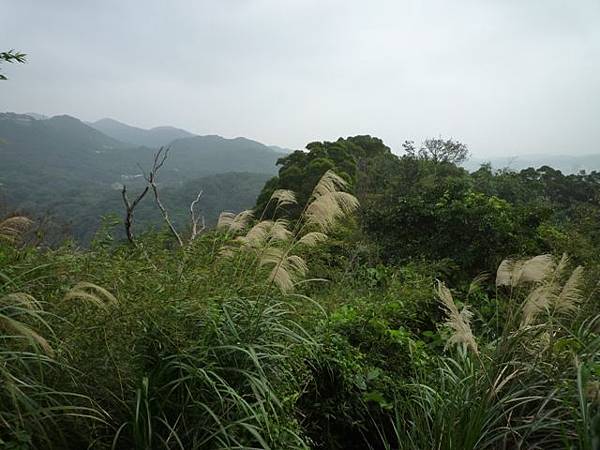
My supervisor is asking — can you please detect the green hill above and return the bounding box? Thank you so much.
[0,112,283,242]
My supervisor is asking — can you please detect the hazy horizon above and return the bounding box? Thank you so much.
[2,0,599,157]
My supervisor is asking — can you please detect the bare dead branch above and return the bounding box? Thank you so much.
[150,182,184,247]
[121,184,149,245]
[190,190,205,241]
[145,147,184,247]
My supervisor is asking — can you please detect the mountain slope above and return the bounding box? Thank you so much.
[166,135,285,177]
[0,113,132,183]
[0,113,282,188]
[90,117,195,148]
[0,112,284,243]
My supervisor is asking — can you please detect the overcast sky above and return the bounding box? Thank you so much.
[2,0,599,156]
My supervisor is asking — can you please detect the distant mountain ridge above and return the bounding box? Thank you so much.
[0,111,287,242]
[89,117,195,148]
[0,112,284,181]
[24,112,48,120]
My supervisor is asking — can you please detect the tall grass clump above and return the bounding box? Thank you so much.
[107,170,359,448]
[218,170,358,295]
[378,253,598,449]
[0,270,104,448]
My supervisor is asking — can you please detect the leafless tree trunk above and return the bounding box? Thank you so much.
[189,190,205,241]
[144,147,184,247]
[122,146,205,247]
[121,184,149,245]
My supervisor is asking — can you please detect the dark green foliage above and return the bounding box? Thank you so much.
[362,164,533,275]
[256,135,397,217]
[0,49,26,80]
[402,137,470,164]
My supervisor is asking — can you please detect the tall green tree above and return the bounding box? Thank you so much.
[255,135,397,217]
[402,137,470,164]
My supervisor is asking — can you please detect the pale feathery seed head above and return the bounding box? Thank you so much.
[1,292,41,310]
[297,231,328,247]
[259,247,308,294]
[311,170,349,198]
[64,282,118,310]
[436,280,478,354]
[305,191,359,232]
[521,285,555,327]
[554,265,584,316]
[496,254,555,287]
[0,216,33,244]
[216,210,254,234]
[270,189,297,208]
[0,314,53,356]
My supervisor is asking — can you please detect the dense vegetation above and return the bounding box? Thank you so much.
[2,132,600,449]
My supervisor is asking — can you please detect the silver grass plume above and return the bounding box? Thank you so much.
[216,210,254,234]
[236,220,276,249]
[0,292,53,355]
[517,254,585,327]
[222,219,292,255]
[270,189,297,209]
[496,254,555,288]
[436,280,478,354]
[259,247,308,294]
[0,216,33,244]
[64,282,118,311]
[467,272,489,298]
[303,170,359,232]
[554,265,584,315]
[521,285,556,327]
[297,231,328,247]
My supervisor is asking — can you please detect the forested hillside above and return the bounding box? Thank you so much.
[0,113,283,242]
[3,133,600,449]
